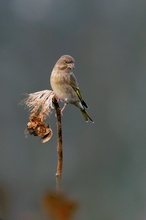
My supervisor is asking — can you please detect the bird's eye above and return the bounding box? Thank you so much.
[64,60,67,64]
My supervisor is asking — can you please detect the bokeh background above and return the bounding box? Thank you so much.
[1,0,146,219]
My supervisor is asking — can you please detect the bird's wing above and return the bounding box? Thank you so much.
[69,73,88,108]
[69,73,81,98]
[69,72,79,87]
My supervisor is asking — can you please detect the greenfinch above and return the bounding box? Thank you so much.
[50,55,93,122]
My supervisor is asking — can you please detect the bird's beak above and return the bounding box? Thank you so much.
[68,63,75,70]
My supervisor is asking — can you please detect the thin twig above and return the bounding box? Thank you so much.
[52,97,63,191]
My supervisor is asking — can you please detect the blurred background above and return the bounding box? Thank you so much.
[0,0,146,219]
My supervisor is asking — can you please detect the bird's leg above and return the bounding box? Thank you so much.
[61,103,67,116]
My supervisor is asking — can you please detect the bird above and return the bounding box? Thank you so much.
[50,55,94,122]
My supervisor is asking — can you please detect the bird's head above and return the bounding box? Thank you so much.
[55,55,75,72]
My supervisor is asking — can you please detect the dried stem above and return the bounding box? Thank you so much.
[52,97,63,191]
[23,91,64,190]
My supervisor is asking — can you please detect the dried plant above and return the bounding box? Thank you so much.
[22,89,63,189]
[22,90,78,220]
[23,90,55,143]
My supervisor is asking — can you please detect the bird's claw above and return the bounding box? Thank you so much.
[60,109,64,116]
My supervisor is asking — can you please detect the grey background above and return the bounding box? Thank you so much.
[0,0,146,219]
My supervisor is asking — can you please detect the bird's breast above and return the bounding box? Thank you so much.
[50,71,79,103]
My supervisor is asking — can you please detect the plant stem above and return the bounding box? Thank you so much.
[52,97,63,191]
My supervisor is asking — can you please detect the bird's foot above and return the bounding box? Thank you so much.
[60,103,67,116]
[60,107,65,116]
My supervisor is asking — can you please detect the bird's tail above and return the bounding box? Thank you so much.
[80,108,94,123]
